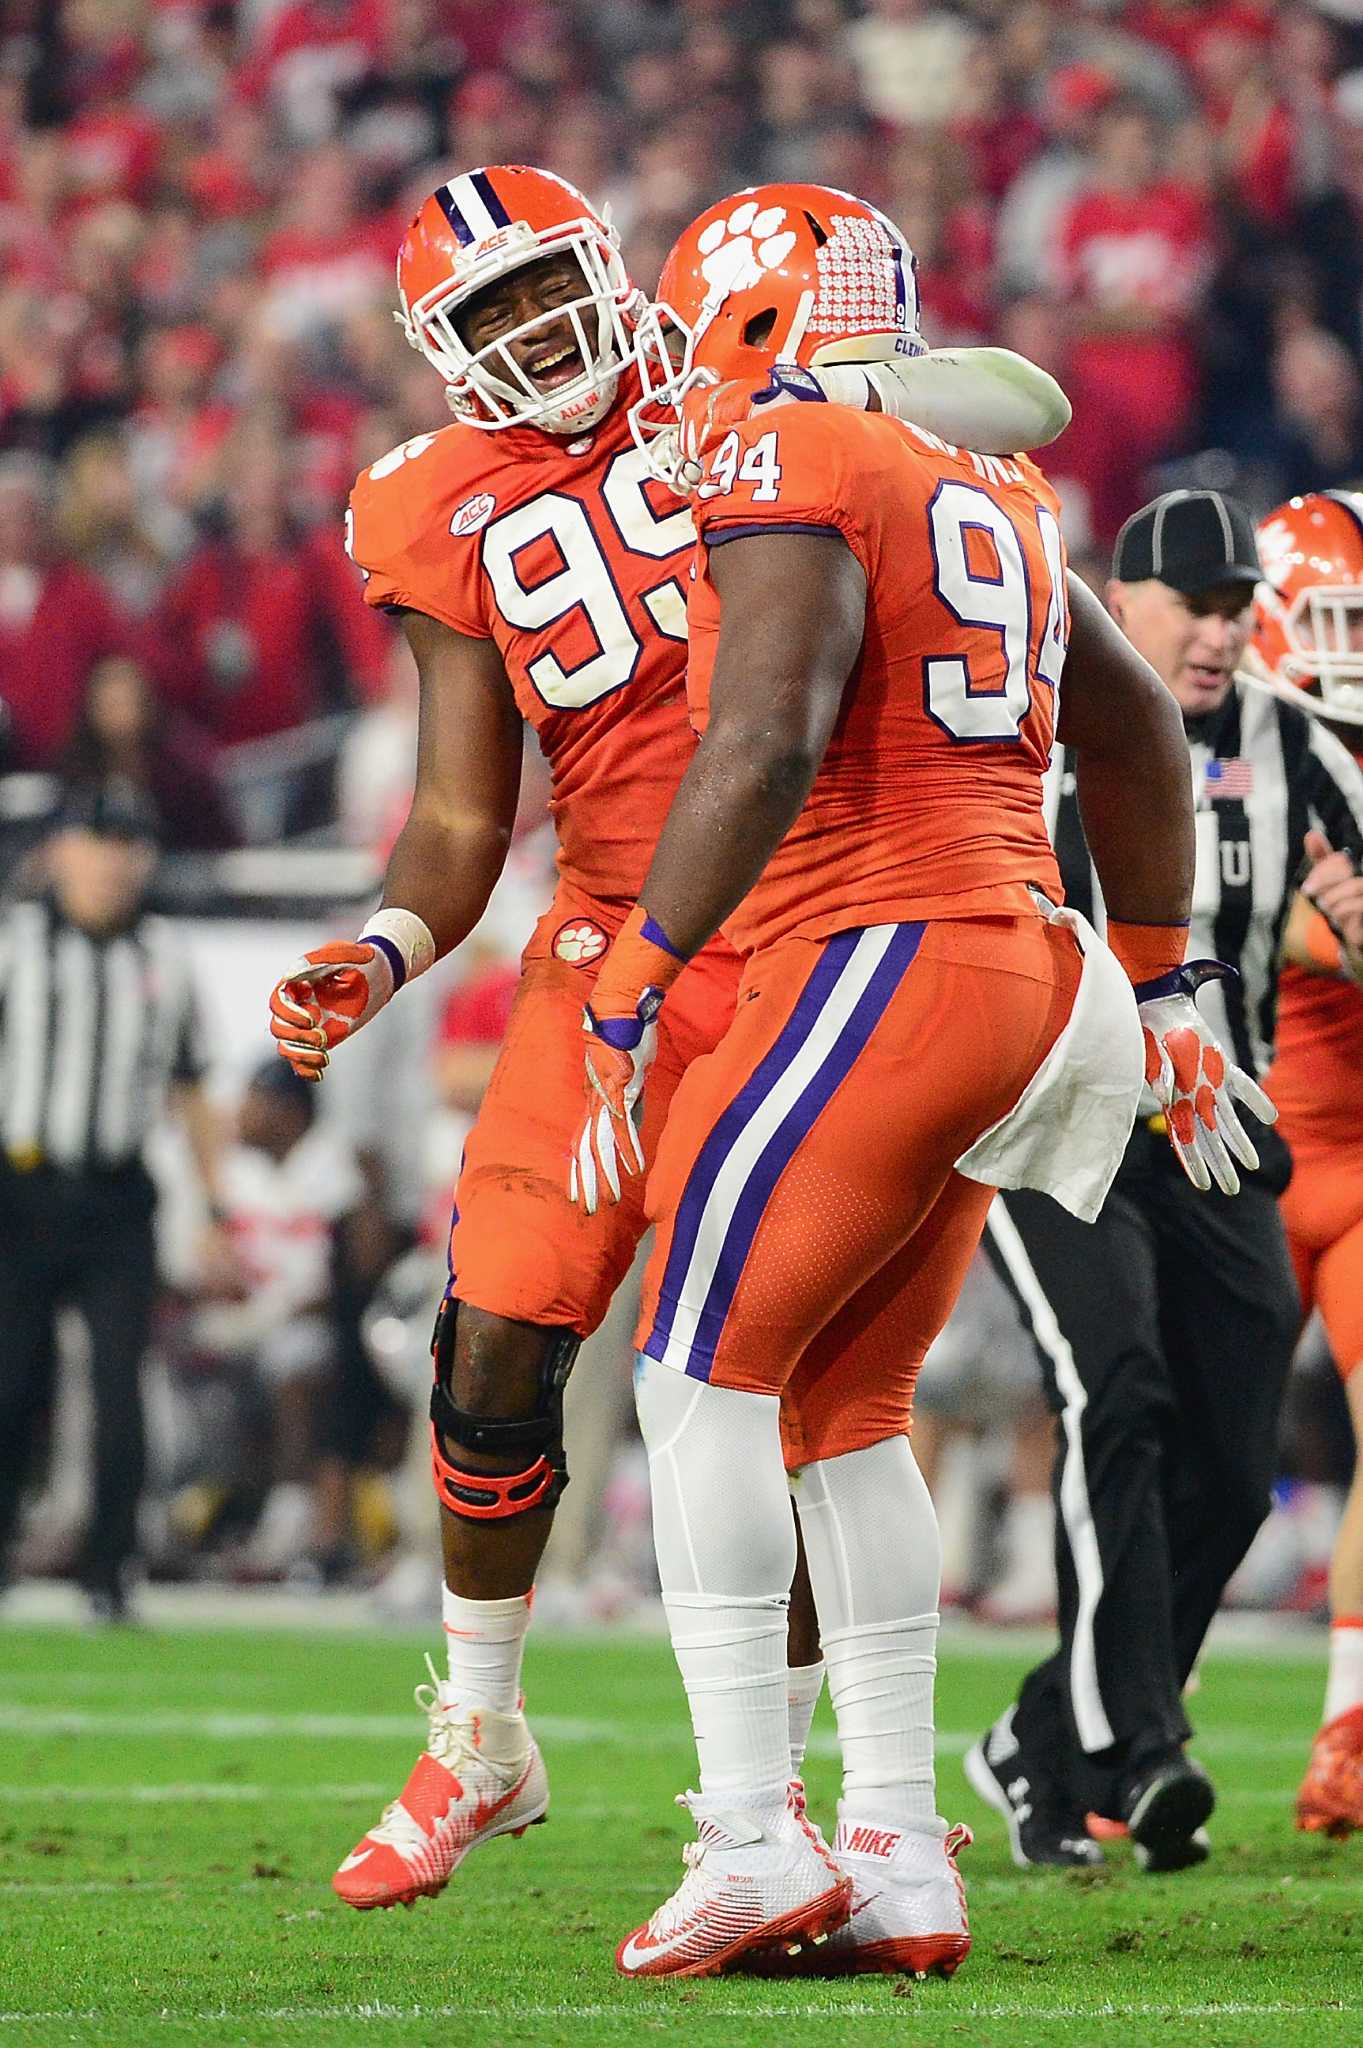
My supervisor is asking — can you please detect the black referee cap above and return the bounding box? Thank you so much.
[54,779,160,844]
[1113,490,1262,597]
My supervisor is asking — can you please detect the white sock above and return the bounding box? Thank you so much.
[441,1585,532,1716]
[1324,1618,1363,1725]
[635,1357,796,1811]
[788,1661,825,1776]
[665,1590,791,1807]
[793,1435,941,1830]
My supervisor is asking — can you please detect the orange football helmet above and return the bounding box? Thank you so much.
[1250,492,1363,727]
[630,183,924,480]
[396,164,643,434]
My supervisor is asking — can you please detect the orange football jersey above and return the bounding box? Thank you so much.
[684,402,1067,954]
[347,373,695,910]
[1269,952,1363,1152]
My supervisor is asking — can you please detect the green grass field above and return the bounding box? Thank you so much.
[0,1619,1359,2048]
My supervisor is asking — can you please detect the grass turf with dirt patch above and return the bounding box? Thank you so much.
[0,1622,1358,2047]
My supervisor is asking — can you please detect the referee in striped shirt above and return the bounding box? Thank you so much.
[0,781,232,1620]
[967,490,1363,1873]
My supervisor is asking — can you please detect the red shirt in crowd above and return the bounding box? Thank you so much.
[63,102,162,206]
[1058,180,1212,461]
[239,1,384,106]
[1123,1,1275,74]
[0,560,131,768]
[154,527,389,745]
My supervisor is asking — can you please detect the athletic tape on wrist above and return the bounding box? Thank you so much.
[358,906,436,991]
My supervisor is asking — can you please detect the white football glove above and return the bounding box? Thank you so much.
[807,337,1072,453]
[569,995,660,1215]
[1136,961,1277,1196]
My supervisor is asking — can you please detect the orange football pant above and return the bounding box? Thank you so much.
[448,888,740,1335]
[637,910,1083,1467]
[1277,1136,1363,1379]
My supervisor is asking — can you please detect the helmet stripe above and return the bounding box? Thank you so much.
[446,171,501,243]
[470,170,512,229]
[435,184,474,247]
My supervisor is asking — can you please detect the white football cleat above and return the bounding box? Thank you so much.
[615,1783,852,1979]
[745,1810,972,1979]
[333,1659,547,1911]
[821,1816,972,1977]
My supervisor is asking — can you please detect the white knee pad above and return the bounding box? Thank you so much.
[791,1433,941,1634]
[635,1354,796,1599]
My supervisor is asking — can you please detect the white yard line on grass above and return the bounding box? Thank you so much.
[0,1703,1318,1761]
[0,1781,393,1803]
[0,1777,1301,1809]
[0,2001,1358,2027]
[0,1579,1329,1660]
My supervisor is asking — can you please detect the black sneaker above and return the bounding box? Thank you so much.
[964,1708,1104,1869]
[1123,1755,1215,1872]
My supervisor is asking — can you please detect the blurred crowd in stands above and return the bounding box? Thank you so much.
[4,0,1363,1623]
[6,2,1363,827]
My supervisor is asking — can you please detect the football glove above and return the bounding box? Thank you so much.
[1136,961,1277,1196]
[569,993,662,1215]
[269,942,396,1080]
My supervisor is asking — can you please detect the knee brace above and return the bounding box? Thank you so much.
[428,1298,580,1522]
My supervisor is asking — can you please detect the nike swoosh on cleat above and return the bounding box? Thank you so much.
[335,1849,374,1873]
[617,1923,705,1972]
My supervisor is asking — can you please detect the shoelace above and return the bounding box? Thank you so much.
[361,1659,498,1855]
[642,1820,713,1942]
[787,1779,840,1872]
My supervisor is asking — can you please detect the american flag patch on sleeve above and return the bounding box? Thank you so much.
[1204,758,1254,799]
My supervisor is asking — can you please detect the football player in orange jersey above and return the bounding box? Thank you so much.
[262,165,1074,1921]
[1252,493,1363,1835]
[568,184,1264,1979]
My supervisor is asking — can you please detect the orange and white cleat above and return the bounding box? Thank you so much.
[333,1660,548,1910]
[615,1784,851,1979]
[1296,1705,1363,1837]
[749,1811,972,1979]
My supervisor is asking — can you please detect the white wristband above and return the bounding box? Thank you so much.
[358,906,436,991]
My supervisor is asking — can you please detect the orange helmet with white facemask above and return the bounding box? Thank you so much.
[1250,492,1363,729]
[396,165,644,435]
[631,183,924,479]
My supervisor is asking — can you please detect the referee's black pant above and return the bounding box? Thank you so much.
[982,1122,1299,1815]
[0,1160,159,1593]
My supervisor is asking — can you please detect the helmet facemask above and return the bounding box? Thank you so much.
[398,218,644,435]
[627,297,716,493]
[1260,580,1363,726]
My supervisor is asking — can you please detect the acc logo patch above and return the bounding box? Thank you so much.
[553,919,609,966]
[449,492,497,538]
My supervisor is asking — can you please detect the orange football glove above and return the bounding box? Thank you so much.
[569,993,661,1215]
[567,906,688,1214]
[268,941,396,1082]
[1136,961,1276,1196]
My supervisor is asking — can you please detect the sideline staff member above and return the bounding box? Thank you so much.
[967,491,1363,1871]
[0,782,232,1620]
